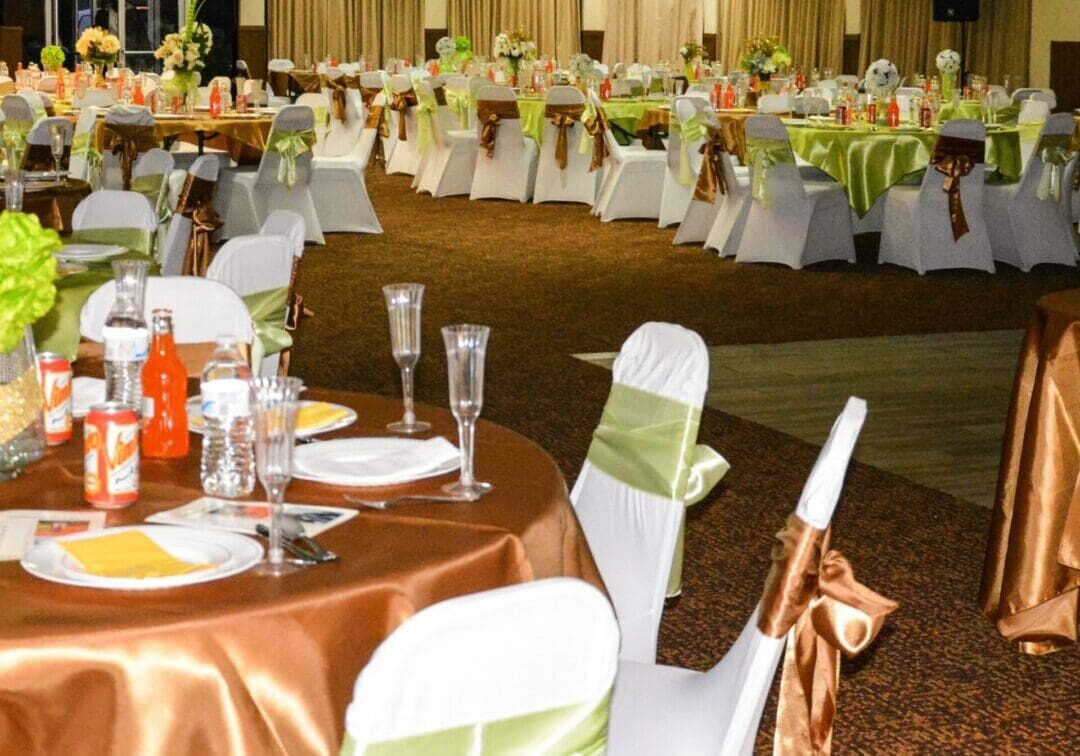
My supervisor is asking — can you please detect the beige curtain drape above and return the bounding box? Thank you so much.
[715,0,844,73]
[449,1,581,63]
[268,0,422,68]
[859,0,1030,84]
[383,0,425,63]
[603,1,705,66]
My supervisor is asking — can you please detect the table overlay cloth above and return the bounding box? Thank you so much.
[516,96,663,145]
[0,178,91,232]
[0,391,603,755]
[87,114,275,164]
[636,107,756,160]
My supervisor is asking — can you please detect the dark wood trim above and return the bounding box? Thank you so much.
[238,25,268,81]
[424,28,448,62]
[843,34,860,75]
[581,30,603,62]
[0,26,21,75]
[1049,40,1080,112]
[703,33,717,62]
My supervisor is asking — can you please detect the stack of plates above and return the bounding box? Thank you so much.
[293,437,460,487]
[55,244,126,263]
[186,397,357,439]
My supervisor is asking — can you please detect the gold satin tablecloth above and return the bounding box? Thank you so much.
[980,290,1080,655]
[637,107,755,161]
[87,114,274,162]
[0,391,603,755]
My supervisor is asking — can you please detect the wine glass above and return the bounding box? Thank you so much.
[49,124,65,184]
[383,283,431,434]
[442,324,492,500]
[250,376,303,577]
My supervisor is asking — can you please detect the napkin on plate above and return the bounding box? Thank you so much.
[72,377,106,418]
[59,531,213,579]
[296,402,351,432]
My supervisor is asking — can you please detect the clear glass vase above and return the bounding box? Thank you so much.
[0,327,46,481]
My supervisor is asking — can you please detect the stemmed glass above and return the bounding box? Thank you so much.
[250,376,304,577]
[384,283,431,434]
[49,124,65,184]
[4,147,24,212]
[441,324,492,500]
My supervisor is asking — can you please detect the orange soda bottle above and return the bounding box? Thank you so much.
[141,309,189,458]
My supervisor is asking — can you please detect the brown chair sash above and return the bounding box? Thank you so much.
[101,122,159,190]
[176,174,223,277]
[431,84,448,107]
[758,514,898,756]
[359,86,382,109]
[289,71,324,95]
[389,90,419,141]
[325,77,350,123]
[693,128,729,204]
[637,123,667,151]
[279,254,314,376]
[269,70,290,99]
[476,99,521,158]
[582,107,610,173]
[24,144,71,172]
[930,134,983,242]
[544,102,585,170]
[364,104,389,166]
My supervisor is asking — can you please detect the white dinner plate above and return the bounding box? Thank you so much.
[72,377,105,419]
[292,437,460,487]
[186,397,357,439]
[21,525,263,590]
[55,244,127,262]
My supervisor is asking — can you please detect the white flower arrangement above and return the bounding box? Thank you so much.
[436,36,456,60]
[493,29,537,73]
[569,53,594,82]
[155,1,212,76]
[75,26,121,66]
[864,59,899,97]
[935,49,960,75]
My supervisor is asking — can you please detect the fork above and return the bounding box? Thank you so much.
[342,493,480,510]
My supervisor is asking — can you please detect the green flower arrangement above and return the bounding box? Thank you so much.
[455,36,473,58]
[0,212,60,354]
[40,45,66,73]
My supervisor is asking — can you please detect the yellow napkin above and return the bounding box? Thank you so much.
[60,531,213,579]
[297,402,350,432]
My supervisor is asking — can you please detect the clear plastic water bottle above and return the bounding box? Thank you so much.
[104,260,150,411]
[200,335,255,498]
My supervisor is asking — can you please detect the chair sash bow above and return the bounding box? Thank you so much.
[130,172,170,224]
[694,128,730,204]
[581,104,610,172]
[266,128,316,189]
[176,174,223,276]
[476,99,520,158]
[446,88,472,129]
[242,286,292,372]
[676,114,710,186]
[389,89,419,141]
[930,135,983,241]
[359,86,383,110]
[1,120,33,169]
[746,137,795,209]
[280,255,314,376]
[1034,134,1074,203]
[364,105,389,166]
[70,131,103,186]
[545,102,585,170]
[415,98,437,154]
[101,122,159,190]
[758,514,898,756]
[326,78,350,124]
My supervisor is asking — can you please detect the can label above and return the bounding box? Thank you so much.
[85,404,139,508]
[37,354,72,445]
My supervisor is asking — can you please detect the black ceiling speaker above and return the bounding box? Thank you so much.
[934,0,980,22]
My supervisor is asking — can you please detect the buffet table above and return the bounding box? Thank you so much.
[0,391,602,755]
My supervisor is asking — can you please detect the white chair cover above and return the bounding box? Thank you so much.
[534,86,598,206]
[1,93,36,123]
[756,94,791,114]
[659,95,711,228]
[296,92,331,150]
[74,88,117,109]
[68,107,101,186]
[160,154,219,275]
[879,119,993,273]
[101,105,155,190]
[342,578,619,754]
[413,79,477,197]
[260,210,306,259]
[35,75,57,93]
[385,74,422,176]
[72,190,156,232]
[592,90,667,222]
[267,59,295,72]
[467,75,488,130]
[311,91,383,234]
[733,115,855,268]
[323,71,364,157]
[608,398,868,756]
[469,85,538,203]
[1018,98,1051,125]
[26,115,71,146]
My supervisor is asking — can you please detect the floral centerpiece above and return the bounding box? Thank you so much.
[40,45,66,74]
[75,27,121,69]
[935,48,961,100]
[493,28,537,83]
[435,36,457,72]
[679,40,706,80]
[454,36,474,69]
[864,58,899,99]
[738,35,791,83]
[569,53,594,87]
[155,0,213,95]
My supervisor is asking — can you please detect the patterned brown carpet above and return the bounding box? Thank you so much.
[292,168,1080,753]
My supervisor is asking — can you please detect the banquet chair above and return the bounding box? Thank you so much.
[310,92,383,233]
[101,105,158,190]
[68,107,102,186]
[80,277,254,376]
[571,322,728,663]
[72,190,157,245]
[206,234,295,376]
[35,75,57,94]
[612,78,644,97]
[1012,87,1056,111]
[385,74,422,176]
[296,92,331,150]
[469,85,538,203]
[24,116,71,172]
[608,398,875,756]
[413,80,477,197]
[732,115,855,269]
[131,148,175,224]
[261,210,306,258]
[0,75,13,95]
[268,59,295,72]
[802,85,834,107]
[341,578,619,755]
[74,88,116,109]
[359,71,394,160]
[323,71,364,157]
[216,105,324,244]
[443,74,471,131]
[879,119,993,274]
[756,94,791,114]
[817,78,838,91]
[467,76,488,129]
[792,95,830,117]
[1,93,36,127]
[160,154,220,275]
[985,113,1078,271]
[589,92,666,221]
[533,86,598,206]
[242,78,268,107]
[659,95,711,228]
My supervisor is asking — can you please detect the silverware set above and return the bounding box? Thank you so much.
[255,512,337,566]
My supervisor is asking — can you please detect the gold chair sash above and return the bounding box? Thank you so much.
[582,106,609,173]
[476,99,520,158]
[693,129,729,204]
[101,122,159,191]
[364,105,389,166]
[758,514,898,756]
[279,254,314,376]
[359,86,383,109]
[176,174,223,277]
[545,103,585,170]
[930,135,983,242]
[389,90,419,141]
[325,78,349,123]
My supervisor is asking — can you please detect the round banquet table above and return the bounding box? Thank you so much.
[516,95,663,145]
[0,177,91,232]
[0,390,603,756]
[75,111,275,163]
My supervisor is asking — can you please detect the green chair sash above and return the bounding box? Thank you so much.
[70,131,103,186]
[445,89,471,130]
[415,98,437,155]
[2,119,32,167]
[585,381,729,595]
[341,690,611,756]
[242,286,292,372]
[130,173,170,224]
[1034,133,1075,203]
[266,128,316,189]
[675,113,709,186]
[68,227,155,257]
[746,136,795,209]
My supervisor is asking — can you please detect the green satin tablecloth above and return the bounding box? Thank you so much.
[516,96,663,145]
[784,123,1026,217]
[938,100,1021,124]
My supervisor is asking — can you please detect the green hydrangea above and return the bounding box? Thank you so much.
[40,45,66,72]
[0,212,59,353]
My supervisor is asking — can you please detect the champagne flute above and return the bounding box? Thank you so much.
[442,324,492,500]
[250,376,303,577]
[384,283,431,434]
[49,124,65,184]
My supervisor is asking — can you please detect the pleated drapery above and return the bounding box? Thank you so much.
[602,1,705,67]
[714,0,845,73]
[268,0,422,68]
[449,0,581,64]
[859,0,1030,84]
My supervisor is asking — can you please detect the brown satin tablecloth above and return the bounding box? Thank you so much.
[269,70,326,98]
[636,107,755,162]
[980,290,1080,654]
[0,391,603,755]
[0,179,91,232]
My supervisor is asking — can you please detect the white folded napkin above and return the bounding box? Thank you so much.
[302,437,460,486]
[72,377,106,418]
